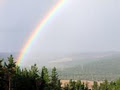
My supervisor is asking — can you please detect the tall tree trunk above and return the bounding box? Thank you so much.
[9,77,11,90]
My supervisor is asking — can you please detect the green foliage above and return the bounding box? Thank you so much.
[58,56,120,81]
[5,55,16,90]
[51,67,58,83]
[41,66,50,83]
[99,80,109,90]
[0,59,4,89]
[63,84,69,90]
[62,79,85,90]
[69,79,76,90]
[49,67,61,90]
[1,55,120,90]
[92,81,98,90]
[76,80,85,90]
[40,66,50,90]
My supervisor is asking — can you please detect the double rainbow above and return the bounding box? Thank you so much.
[16,0,65,66]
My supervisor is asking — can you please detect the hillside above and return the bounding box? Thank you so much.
[56,52,120,81]
[1,52,120,81]
[49,52,120,68]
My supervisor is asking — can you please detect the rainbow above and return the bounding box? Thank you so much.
[16,0,65,66]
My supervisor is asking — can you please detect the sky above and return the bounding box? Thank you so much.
[0,0,120,54]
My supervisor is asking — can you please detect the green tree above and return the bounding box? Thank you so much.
[69,79,76,90]
[108,81,116,90]
[51,67,58,84]
[115,78,120,90]
[4,55,16,90]
[0,59,4,90]
[63,84,69,90]
[75,80,84,90]
[99,80,109,90]
[40,66,50,90]
[92,81,99,90]
[50,67,61,90]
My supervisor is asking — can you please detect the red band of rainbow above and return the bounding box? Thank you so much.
[16,0,65,66]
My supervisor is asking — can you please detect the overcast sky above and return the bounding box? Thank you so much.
[0,0,120,54]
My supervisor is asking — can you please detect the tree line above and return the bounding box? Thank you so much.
[0,55,120,90]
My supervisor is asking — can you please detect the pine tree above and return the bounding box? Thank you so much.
[4,55,16,90]
[40,66,50,90]
[75,80,83,90]
[0,59,4,89]
[69,79,76,90]
[51,67,58,84]
[29,64,39,90]
[29,64,39,77]
[92,81,98,90]
[50,67,61,90]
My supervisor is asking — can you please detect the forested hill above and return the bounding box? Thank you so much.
[58,55,120,81]
[1,55,120,90]
[1,52,120,81]
[84,56,120,74]
[49,51,120,68]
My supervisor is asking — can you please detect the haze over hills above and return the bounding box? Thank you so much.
[1,51,120,81]
[0,51,120,64]
[1,51,120,68]
[49,51,120,81]
[48,51,120,68]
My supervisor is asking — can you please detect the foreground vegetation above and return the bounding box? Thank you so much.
[1,55,120,90]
